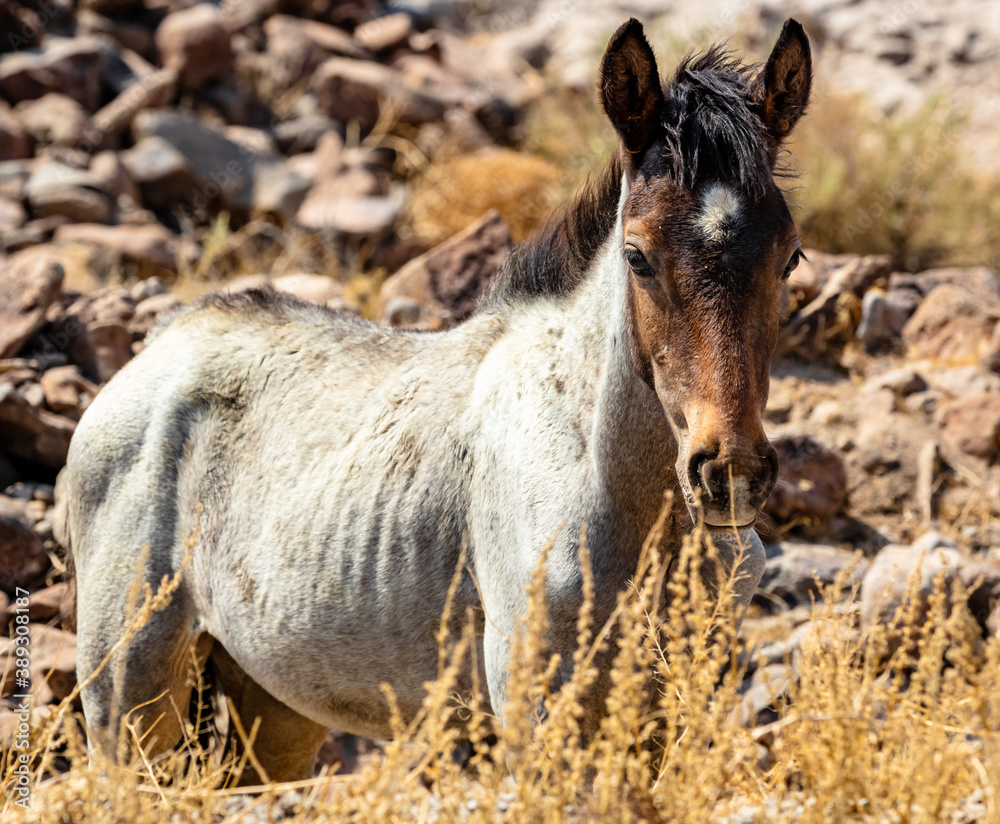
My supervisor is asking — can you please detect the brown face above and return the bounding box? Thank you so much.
[600,18,812,528]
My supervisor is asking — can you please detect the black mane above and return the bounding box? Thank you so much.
[480,45,770,311]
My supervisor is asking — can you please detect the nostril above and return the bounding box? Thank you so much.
[687,447,716,498]
[761,445,780,497]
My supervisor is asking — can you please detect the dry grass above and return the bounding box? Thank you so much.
[3,513,998,823]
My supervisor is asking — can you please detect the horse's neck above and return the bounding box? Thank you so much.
[581,223,678,526]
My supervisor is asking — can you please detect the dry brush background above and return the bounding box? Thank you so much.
[1,0,1000,821]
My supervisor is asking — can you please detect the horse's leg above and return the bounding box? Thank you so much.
[210,643,330,784]
[76,582,212,765]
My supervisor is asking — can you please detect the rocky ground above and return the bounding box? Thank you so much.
[1,0,1000,797]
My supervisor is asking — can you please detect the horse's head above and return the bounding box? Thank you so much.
[600,19,811,529]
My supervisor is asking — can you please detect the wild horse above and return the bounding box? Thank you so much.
[61,17,811,781]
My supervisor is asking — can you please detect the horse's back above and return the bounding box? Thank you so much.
[66,289,486,734]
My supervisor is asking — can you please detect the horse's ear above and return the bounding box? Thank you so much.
[599,18,664,155]
[755,19,812,150]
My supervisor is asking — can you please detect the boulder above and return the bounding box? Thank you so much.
[855,289,916,347]
[252,161,312,220]
[155,4,234,88]
[0,495,50,595]
[0,101,32,160]
[378,209,513,329]
[55,223,179,273]
[758,542,868,608]
[778,255,892,359]
[935,394,1000,465]
[70,321,134,383]
[120,135,202,210]
[0,383,76,468]
[40,365,99,418]
[0,247,64,359]
[762,434,847,534]
[14,93,93,147]
[30,184,112,224]
[132,110,257,213]
[859,533,962,632]
[2,581,71,625]
[91,67,178,143]
[353,12,413,54]
[0,624,76,703]
[263,14,365,92]
[902,284,1000,363]
[310,56,446,132]
[0,37,105,111]
[0,196,26,234]
[296,187,403,237]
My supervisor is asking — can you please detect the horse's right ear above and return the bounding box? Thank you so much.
[599,19,663,155]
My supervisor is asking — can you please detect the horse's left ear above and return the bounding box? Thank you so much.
[754,19,812,151]
[599,18,664,155]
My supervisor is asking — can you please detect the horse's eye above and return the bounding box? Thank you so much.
[625,247,652,276]
[782,248,804,280]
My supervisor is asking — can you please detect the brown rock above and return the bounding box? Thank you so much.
[3,582,71,625]
[890,267,1000,305]
[935,394,1000,465]
[379,210,513,329]
[30,185,113,224]
[0,37,104,111]
[0,624,76,703]
[55,223,179,273]
[14,93,94,147]
[263,14,365,92]
[272,273,344,305]
[129,293,182,338]
[0,247,64,359]
[40,365,99,418]
[0,495,50,595]
[155,4,234,88]
[763,434,847,532]
[0,196,27,236]
[71,321,134,383]
[980,321,1000,375]
[0,383,75,468]
[296,189,403,236]
[0,1,42,54]
[353,12,413,54]
[778,255,892,359]
[310,57,446,132]
[91,67,178,143]
[902,284,1000,363]
[0,101,32,160]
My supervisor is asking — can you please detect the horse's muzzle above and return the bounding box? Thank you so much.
[686,442,779,527]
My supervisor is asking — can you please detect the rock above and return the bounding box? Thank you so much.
[890,266,1000,305]
[0,102,32,160]
[271,273,343,305]
[981,321,1000,375]
[296,188,403,237]
[132,110,257,213]
[273,114,342,155]
[963,559,1000,631]
[0,36,105,111]
[55,223,179,273]
[902,284,1000,363]
[353,12,413,54]
[778,255,892,359]
[738,663,794,728]
[935,394,1000,465]
[130,276,170,303]
[3,581,71,625]
[30,184,112,224]
[155,4,234,88]
[0,624,76,703]
[14,93,93,147]
[119,135,202,210]
[0,247,64,359]
[762,434,847,533]
[70,321,133,383]
[758,542,868,608]
[0,495,50,595]
[40,365,99,418]
[91,67,178,143]
[310,57,446,132]
[378,210,513,329]
[263,14,366,92]
[0,1,42,54]
[0,196,26,234]
[129,292,182,337]
[859,534,962,632]
[855,289,914,347]
[862,366,928,397]
[0,383,76,468]
[252,161,312,220]
[382,296,421,327]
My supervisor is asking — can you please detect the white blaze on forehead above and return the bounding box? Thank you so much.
[698,182,742,243]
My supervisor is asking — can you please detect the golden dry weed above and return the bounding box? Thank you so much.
[2,512,997,823]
